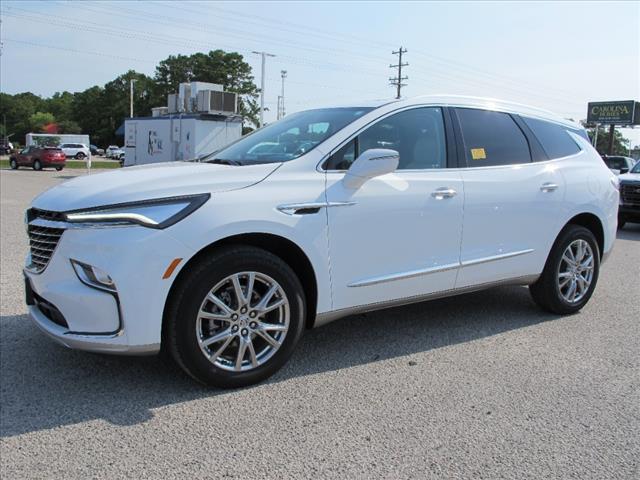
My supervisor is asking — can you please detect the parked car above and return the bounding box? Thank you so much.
[105,145,122,159]
[23,96,618,388]
[59,143,90,160]
[0,141,14,155]
[602,155,636,175]
[617,160,640,228]
[90,144,105,156]
[10,146,66,171]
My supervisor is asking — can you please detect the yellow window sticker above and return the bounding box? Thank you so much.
[471,148,486,160]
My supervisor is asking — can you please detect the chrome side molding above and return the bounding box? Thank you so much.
[348,262,459,287]
[348,249,535,288]
[277,201,356,216]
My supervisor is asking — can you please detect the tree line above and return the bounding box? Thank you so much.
[0,50,259,147]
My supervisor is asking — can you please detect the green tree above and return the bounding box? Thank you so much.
[585,125,630,155]
[0,92,47,141]
[28,112,56,132]
[46,91,75,120]
[57,120,82,134]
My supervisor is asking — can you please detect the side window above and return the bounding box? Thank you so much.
[455,108,531,167]
[521,116,581,159]
[325,107,447,170]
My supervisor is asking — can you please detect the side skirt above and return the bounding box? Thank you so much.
[313,274,540,328]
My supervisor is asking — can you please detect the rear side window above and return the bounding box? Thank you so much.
[521,117,581,159]
[455,108,531,167]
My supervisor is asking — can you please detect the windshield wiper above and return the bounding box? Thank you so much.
[205,158,243,166]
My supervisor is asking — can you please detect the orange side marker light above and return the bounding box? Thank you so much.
[162,258,183,279]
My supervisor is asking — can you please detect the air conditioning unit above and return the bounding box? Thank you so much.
[167,94,179,113]
[196,90,238,114]
[152,107,169,117]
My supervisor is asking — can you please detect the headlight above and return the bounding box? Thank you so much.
[64,194,210,229]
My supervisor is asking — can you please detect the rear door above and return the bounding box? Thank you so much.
[452,108,565,288]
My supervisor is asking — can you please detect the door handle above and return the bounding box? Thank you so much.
[431,187,457,200]
[540,182,558,192]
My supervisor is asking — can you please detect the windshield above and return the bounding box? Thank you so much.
[203,107,373,165]
[631,161,640,174]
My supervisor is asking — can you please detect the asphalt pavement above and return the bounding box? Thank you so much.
[1,168,638,479]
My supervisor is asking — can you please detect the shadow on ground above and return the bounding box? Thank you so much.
[616,222,640,240]
[1,285,561,438]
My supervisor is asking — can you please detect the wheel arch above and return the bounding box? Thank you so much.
[162,232,319,348]
[564,212,605,259]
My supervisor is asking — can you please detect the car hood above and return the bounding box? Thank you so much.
[619,172,640,182]
[32,161,281,211]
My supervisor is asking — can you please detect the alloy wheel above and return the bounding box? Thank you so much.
[196,271,290,372]
[557,239,594,304]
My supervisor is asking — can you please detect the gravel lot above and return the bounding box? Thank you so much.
[1,168,639,479]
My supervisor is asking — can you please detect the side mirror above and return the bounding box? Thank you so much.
[620,167,629,174]
[342,148,399,190]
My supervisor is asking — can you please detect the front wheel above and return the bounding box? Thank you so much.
[33,159,42,171]
[529,225,600,315]
[55,166,63,171]
[166,246,306,388]
[75,152,86,159]
[9,159,18,170]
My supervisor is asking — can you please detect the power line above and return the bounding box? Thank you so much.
[389,47,408,99]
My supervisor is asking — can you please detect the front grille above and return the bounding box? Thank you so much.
[27,208,66,222]
[620,183,640,206]
[27,208,66,273]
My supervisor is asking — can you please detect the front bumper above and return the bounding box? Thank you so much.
[24,223,196,354]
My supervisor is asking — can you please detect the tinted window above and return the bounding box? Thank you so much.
[455,108,531,166]
[326,107,447,170]
[522,117,580,159]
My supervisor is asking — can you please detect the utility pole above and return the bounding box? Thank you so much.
[252,51,276,127]
[129,79,137,118]
[278,70,287,120]
[389,47,408,99]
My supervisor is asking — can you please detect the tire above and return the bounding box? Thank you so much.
[75,152,86,160]
[33,159,42,171]
[55,166,63,171]
[166,245,306,388]
[529,225,600,315]
[9,159,18,170]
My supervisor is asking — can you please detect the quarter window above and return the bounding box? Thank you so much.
[522,116,581,159]
[326,107,447,170]
[455,108,531,167]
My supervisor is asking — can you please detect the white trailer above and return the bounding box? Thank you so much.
[26,133,90,148]
[124,114,242,166]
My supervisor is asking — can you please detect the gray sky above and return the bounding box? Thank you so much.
[1,0,639,146]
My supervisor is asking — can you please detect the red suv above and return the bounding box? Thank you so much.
[9,146,66,171]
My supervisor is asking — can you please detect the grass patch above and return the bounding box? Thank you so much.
[1,159,120,169]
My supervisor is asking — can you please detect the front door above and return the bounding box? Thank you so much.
[324,107,464,311]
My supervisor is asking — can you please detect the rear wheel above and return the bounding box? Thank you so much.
[166,246,306,388]
[75,152,86,159]
[33,159,42,171]
[55,166,63,171]
[529,225,600,314]
[9,159,18,170]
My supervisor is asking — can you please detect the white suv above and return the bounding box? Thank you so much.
[24,96,619,387]
[59,143,90,160]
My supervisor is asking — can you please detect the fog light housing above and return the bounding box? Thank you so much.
[71,259,116,293]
